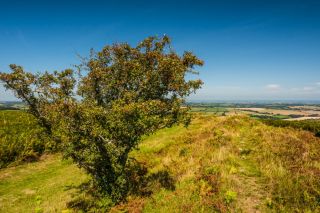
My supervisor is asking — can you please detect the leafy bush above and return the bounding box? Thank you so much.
[0,35,203,204]
[224,190,237,204]
[261,119,320,137]
[0,110,53,168]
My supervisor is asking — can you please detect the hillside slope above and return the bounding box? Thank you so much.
[1,115,319,212]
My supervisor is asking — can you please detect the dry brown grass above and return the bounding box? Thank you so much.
[1,114,319,212]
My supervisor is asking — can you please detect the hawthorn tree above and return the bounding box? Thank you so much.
[0,36,203,202]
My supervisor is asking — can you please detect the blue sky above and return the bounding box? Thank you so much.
[1,0,320,101]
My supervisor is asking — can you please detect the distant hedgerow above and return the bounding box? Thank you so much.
[261,119,320,137]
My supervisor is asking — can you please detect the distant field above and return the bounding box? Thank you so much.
[238,107,320,116]
[285,116,320,121]
[189,103,320,120]
[289,105,320,111]
[190,107,228,115]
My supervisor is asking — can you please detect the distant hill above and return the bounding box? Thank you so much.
[0,101,25,110]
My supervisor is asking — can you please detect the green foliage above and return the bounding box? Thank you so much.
[250,114,291,120]
[224,190,237,204]
[261,119,320,137]
[0,35,203,203]
[0,110,53,168]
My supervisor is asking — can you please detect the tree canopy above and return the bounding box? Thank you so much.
[0,35,203,202]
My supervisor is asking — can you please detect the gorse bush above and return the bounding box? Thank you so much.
[261,119,320,137]
[0,35,203,203]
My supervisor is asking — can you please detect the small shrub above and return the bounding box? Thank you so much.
[224,190,237,204]
[239,147,252,155]
[265,197,273,208]
[179,147,188,157]
[35,207,43,213]
[210,129,230,147]
[204,166,220,175]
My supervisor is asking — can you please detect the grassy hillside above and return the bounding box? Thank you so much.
[0,110,47,168]
[0,114,320,212]
[0,155,88,213]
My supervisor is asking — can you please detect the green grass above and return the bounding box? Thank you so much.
[1,113,320,212]
[0,155,88,213]
[190,107,228,115]
[250,114,291,120]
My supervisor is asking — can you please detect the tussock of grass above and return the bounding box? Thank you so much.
[1,114,319,212]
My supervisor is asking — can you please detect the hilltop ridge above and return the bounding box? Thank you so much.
[1,114,319,212]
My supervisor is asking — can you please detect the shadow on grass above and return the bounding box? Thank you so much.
[65,159,176,211]
[127,159,175,197]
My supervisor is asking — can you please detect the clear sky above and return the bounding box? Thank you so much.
[1,0,320,101]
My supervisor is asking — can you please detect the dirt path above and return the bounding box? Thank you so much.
[235,161,266,212]
[231,136,267,212]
